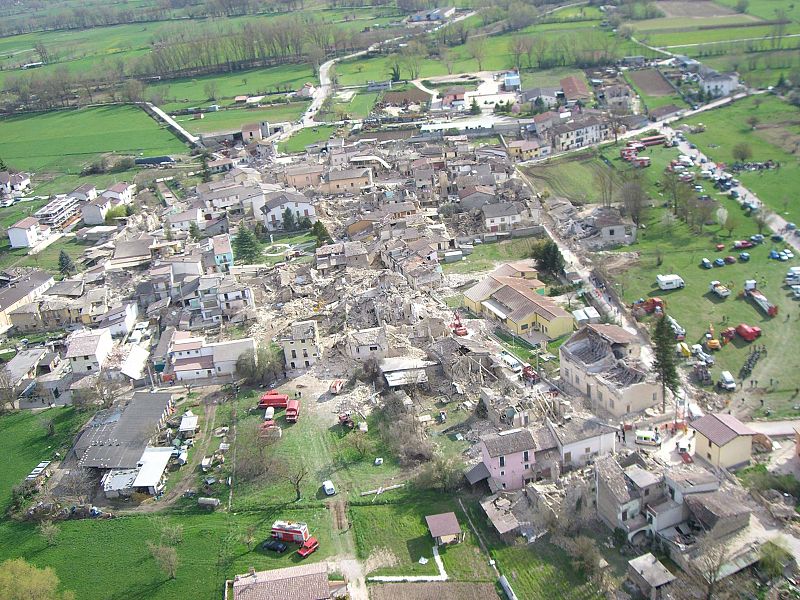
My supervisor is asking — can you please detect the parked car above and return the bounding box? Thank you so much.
[322,480,336,496]
[724,256,737,264]
[787,222,797,230]
[783,249,795,259]
[733,240,754,249]
[261,539,288,553]
[297,537,320,558]
[715,243,725,251]
[772,234,784,242]
[739,252,751,262]
[700,258,713,269]
[713,258,725,267]
[751,234,765,243]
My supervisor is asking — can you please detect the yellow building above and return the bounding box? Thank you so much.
[464,272,573,339]
[690,413,755,470]
[507,140,543,161]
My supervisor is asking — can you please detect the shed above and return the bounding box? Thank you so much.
[627,553,675,600]
[425,512,464,546]
[179,410,199,437]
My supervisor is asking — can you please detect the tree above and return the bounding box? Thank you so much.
[735,0,749,12]
[85,377,124,409]
[0,370,18,413]
[233,225,262,263]
[753,208,770,234]
[746,116,759,130]
[34,42,50,63]
[203,81,218,101]
[618,180,647,225]
[38,520,60,547]
[282,207,297,232]
[508,37,526,72]
[148,542,179,580]
[388,55,401,82]
[58,250,76,277]
[164,221,173,241]
[235,419,278,482]
[311,220,331,245]
[188,222,201,241]
[723,212,739,237]
[200,155,211,183]
[416,454,462,492]
[531,240,565,275]
[467,37,487,71]
[595,168,615,208]
[283,465,308,501]
[732,142,752,162]
[469,98,481,115]
[297,216,312,230]
[122,79,144,103]
[0,558,75,600]
[60,469,93,504]
[694,537,731,600]
[0,156,7,171]
[236,345,284,387]
[652,314,679,412]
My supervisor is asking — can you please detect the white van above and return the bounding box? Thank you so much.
[657,274,685,290]
[264,406,275,421]
[635,430,661,446]
[718,371,736,391]
[322,480,336,496]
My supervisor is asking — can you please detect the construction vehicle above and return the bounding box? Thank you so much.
[258,390,289,409]
[666,315,686,341]
[708,281,730,298]
[735,323,762,342]
[705,323,721,350]
[721,327,736,344]
[632,297,664,314]
[691,344,714,365]
[286,399,300,423]
[694,363,712,385]
[676,342,691,357]
[329,379,344,395]
[338,411,355,429]
[743,280,778,317]
[450,312,468,336]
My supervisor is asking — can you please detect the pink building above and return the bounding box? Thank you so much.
[480,428,536,490]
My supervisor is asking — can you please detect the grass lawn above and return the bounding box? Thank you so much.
[703,50,798,89]
[350,493,494,580]
[0,106,187,174]
[463,502,602,599]
[674,95,800,224]
[177,103,309,134]
[609,191,800,418]
[442,238,540,275]
[278,125,339,154]
[0,408,88,511]
[644,23,800,48]
[631,15,759,32]
[523,153,625,204]
[0,236,87,274]
[715,0,800,22]
[0,507,334,600]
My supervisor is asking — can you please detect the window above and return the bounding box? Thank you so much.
[523,451,529,463]
[645,488,650,496]
[564,451,571,463]
[499,456,505,467]
[521,323,529,330]
[621,509,628,521]
[84,355,89,360]
[500,470,505,477]
[707,452,712,459]
[708,439,712,448]
[87,366,92,371]
[608,229,615,236]
[305,361,310,367]
[585,447,591,455]
[369,345,378,351]
[291,350,297,359]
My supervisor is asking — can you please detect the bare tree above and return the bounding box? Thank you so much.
[203,81,218,101]
[401,42,424,80]
[241,524,258,551]
[595,168,615,208]
[724,212,739,237]
[88,377,125,409]
[348,433,375,459]
[467,37,487,71]
[60,469,93,505]
[508,37,526,72]
[441,48,454,75]
[618,180,646,225]
[38,520,59,547]
[148,542,179,580]
[235,419,276,483]
[692,537,733,600]
[0,370,18,413]
[34,42,50,63]
[282,465,309,502]
[753,208,770,234]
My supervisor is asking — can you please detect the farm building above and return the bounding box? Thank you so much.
[228,563,345,600]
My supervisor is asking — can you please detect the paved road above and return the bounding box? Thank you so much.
[745,419,800,437]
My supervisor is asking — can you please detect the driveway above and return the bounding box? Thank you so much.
[745,419,800,437]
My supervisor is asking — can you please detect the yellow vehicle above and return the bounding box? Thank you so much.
[676,342,691,357]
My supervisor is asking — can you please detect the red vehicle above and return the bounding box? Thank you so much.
[297,537,319,558]
[724,256,737,264]
[733,240,754,249]
[271,520,309,543]
[286,399,300,423]
[632,156,651,168]
[640,134,667,146]
[329,379,344,395]
[735,323,762,342]
[258,391,289,409]
[451,312,468,336]
[632,297,665,314]
[715,244,725,251]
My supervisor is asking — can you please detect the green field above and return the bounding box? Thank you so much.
[278,125,339,154]
[0,408,88,511]
[177,103,309,134]
[715,0,800,22]
[351,496,494,579]
[631,15,760,32]
[643,24,800,48]
[0,236,88,274]
[523,153,623,204]
[443,238,540,274]
[675,95,800,224]
[0,507,334,600]
[0,106,186,174]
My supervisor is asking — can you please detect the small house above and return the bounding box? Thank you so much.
[425,512,464,546]
[503,71,521,91]
[8,217,50,249]
[690,413,755,470]
[627,553,675,600]
[441,87,466,109]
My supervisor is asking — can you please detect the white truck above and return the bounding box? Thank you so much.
[709,280,730,298]
[657,274,685,290]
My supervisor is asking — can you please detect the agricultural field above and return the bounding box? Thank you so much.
[317,91,380,121]
[714,0,800,22]
[278,125,339,154]
[442,238,541,275]
[625,69,686,111]
[674,95,800,224]
[0,106,187,174]
[176,102,309,134]
[703,49,799,88]
[641,23,800,48]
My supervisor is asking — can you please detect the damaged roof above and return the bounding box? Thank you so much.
[481,428,536,457]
